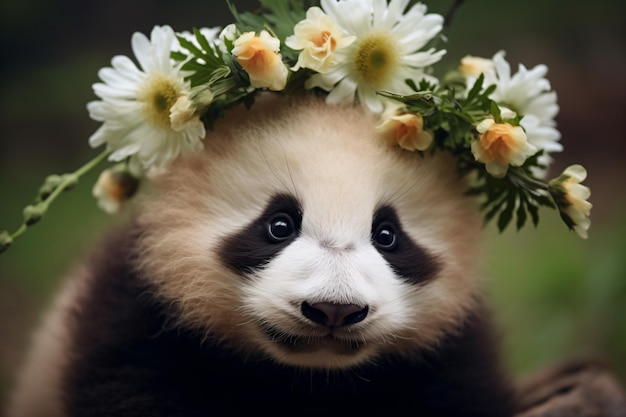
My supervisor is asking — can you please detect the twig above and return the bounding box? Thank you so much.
[444,0,466,28]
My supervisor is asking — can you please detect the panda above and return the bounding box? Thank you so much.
[7,93,515,416]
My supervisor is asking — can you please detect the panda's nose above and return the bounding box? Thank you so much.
[301,301,369,327]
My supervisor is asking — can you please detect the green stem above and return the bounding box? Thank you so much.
[75,148,111,177]
[9,149,111,241]
[507,166,549,192]
[9,224,27,240]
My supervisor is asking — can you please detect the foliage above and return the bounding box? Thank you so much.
[381,75,555,232]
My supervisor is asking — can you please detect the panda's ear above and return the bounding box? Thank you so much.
[219,193,302,275]
[371,205,441,285]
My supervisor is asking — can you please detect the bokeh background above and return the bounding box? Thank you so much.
[1,0,624,411]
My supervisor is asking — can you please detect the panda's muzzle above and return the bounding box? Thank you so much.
[257,301,370,355]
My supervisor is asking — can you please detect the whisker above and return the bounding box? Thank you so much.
[256,136,300,200]
[383,157,428,207]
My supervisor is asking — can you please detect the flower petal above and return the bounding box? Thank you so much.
[326,77,358,104]
[564,164,588,182]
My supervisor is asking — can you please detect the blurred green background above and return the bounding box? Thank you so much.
[0,0,624,411]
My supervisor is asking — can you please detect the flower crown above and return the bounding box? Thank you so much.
[0,0,593,253]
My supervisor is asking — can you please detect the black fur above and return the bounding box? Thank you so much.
[220,193,302,274]
[63,226,515,416]
[372,205,441,284]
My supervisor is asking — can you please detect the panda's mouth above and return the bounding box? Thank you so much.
[261,324,365,355]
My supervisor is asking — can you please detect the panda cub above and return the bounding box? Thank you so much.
[8,94,515,416]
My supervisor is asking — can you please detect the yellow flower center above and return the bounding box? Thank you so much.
[352,31,399,87]
[137,73,182,129]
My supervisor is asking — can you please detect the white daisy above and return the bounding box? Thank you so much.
[87,25,206,171]
[307,0,445,113]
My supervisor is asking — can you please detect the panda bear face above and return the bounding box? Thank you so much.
[136,93,483,370]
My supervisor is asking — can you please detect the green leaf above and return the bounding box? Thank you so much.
[527,200,540,227]
[405,78,419,92]
[516,193,528,230]
[534,193,556,208]
[194,27,213,53]
[490,100,502,123]
[186,72,214,87]
[170,51,188,62]
[181,60,211,72]
[465,73,484,103]
[209,66,232,84]
[482,84,497,98]
[176,35,204,58]
[497,193,516,232]
[483,192,508,222]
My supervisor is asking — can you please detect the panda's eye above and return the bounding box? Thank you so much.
[373,222,397,251]
[267,214,296,243]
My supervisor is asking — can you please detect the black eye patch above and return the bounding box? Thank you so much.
[371,206,441,285]
[219,194,302,275]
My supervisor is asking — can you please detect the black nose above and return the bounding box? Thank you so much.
[301,301,369,327]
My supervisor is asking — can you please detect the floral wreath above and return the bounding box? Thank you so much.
[0,0,593,253]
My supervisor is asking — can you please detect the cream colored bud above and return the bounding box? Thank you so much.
[0,231,13,253]
[169,96,196,132]
[549,164,592,239]
[92,166,140,214]
[459,55,494,78]
[23,204,45,226]
[377,112,433,151]
[232,31,289,91]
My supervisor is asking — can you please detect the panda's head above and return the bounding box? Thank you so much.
[136,93,484,369]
